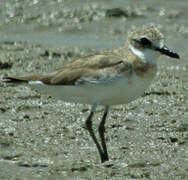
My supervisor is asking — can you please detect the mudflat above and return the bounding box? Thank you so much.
[0,0,188,179]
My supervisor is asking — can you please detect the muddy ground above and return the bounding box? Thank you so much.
[0,0,188,179]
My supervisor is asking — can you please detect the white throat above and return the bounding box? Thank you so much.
[129,44,160,65]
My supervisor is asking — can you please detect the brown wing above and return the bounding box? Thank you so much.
[3,53,130,85]
[48,53,128,85]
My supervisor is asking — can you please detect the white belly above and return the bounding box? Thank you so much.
[28,72,155,106]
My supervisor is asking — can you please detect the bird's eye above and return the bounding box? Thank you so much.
[140,37,151,47]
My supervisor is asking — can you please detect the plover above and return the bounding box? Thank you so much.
[3,28,180,163]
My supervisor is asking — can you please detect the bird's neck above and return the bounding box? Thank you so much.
[129,44,159,65]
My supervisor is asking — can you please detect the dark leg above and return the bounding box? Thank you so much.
[98,106,109,162]
[85,103,104,162]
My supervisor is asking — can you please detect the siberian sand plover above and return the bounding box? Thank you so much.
[3,28,180,163]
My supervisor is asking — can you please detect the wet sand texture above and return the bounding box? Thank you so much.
[0,0,188,179]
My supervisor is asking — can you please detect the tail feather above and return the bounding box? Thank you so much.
[2,74,53,84]
[2,76,29,83]
[2,75,41,83]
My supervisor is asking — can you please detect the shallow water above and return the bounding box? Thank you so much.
[0,0,187,50]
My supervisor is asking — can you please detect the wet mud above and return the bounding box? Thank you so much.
[0,0,188,179]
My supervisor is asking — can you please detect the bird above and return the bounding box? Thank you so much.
[2,28,180,163]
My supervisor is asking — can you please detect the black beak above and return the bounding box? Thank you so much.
[155,45,180,59]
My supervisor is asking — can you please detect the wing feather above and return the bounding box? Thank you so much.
[3,53,132,85]
[50,53,129,85]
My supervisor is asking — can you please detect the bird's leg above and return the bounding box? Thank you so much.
[98,106,109,162]
[85,103,105,162]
